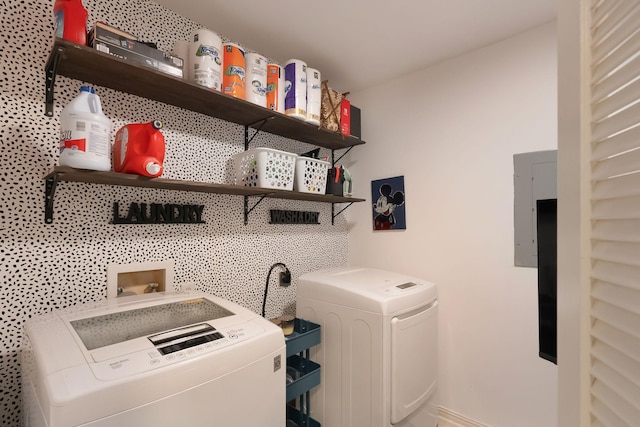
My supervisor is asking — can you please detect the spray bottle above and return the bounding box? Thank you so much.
[113,120,165,178]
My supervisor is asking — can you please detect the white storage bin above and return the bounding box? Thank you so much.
[233,148,298,190]
[294,157,330,194]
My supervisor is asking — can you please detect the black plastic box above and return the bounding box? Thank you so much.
[90,22,183,78]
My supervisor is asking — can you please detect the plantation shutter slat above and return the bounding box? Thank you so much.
[592,2,640,63]
[591,55,640,103]
[591,39,633,85]
[591,146,640,180]
[592,219,640,242]
[591,394,631,426]
[591,242,640,266]
[592,125,640,162]
[592,169,640,198]
[591,0,621,30]
[591,78,640,122]
[591,261,640,291]
[591,374,640,424]
[592,196,640,219]
[590,0,640,424]
[591,321,640,371]
[591,29,640,86]
[591,290,640,325]
[593,343,640,396]
[592,340,640,388]
[591,100,640,141]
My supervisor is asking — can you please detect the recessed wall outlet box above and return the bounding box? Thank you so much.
[279,271,291,286]
[107,260,175,299]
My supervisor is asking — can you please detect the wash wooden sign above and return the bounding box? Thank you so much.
[113,202,205,224]
[270,209,320,224]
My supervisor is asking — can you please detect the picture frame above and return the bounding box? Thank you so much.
[371,176,406,231]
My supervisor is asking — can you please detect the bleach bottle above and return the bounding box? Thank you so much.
[59,86,112,171]
[113,120,165,178]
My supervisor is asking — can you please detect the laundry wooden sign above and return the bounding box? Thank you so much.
[269,209,320,224]
[113,202,205,224]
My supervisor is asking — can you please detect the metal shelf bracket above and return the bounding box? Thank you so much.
[45,46,65,117]
[244,194,268,225]
[332,201,354,225]
[331,146,354,166]
[45,174,59,224]
[244,117,273,150]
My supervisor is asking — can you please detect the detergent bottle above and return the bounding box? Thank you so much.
[113,120,165,178]
[53,0,88,45]
[59,85,112,171]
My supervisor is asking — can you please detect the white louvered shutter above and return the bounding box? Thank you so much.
[590,0,640,425]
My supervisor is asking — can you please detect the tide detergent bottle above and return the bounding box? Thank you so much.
[53,0,88,45]
[113,120,165,178]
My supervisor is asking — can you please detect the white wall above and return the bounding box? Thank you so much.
[346,22,558,427]
[0,0,349,423]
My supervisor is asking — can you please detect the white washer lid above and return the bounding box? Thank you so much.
[297,266,437,314]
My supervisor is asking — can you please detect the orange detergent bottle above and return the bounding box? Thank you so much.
[113,120,165,178]
[53,0,88,45]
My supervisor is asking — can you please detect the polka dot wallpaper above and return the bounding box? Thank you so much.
[0,0,351,424]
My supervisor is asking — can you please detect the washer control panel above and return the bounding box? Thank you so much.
[89,321,261,380]
[384,281,423,295]
[396,282,417,290]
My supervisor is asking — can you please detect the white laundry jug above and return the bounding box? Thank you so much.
[59,85,112,171]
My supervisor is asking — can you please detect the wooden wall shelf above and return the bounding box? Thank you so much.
[43,39,365,225]
[44,167,364,224]
[45,38,366,150]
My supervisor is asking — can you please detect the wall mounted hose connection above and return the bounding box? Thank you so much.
[262,262,291,318]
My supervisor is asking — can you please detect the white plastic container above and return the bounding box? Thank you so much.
[59,86,112,171]
[233,148,297,190]
[294,157,329,194]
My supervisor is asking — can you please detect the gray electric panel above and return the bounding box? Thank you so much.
[514,150,557,268]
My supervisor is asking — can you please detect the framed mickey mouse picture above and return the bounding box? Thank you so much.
[371,176,406,231]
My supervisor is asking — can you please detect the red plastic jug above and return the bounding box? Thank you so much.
[53,0,88,45]
[113,120,165,178]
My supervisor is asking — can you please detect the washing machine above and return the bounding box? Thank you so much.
[21,291,285,427]
[296,267,438,427]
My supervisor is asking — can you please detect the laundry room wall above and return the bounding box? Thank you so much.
[0,0,349,424]
[347,22,558,427]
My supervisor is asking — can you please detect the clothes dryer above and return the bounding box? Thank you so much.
[296,267,438,427]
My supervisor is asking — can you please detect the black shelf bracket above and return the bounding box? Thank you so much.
[332,201,354,225]
[244,117,273,150]
[45,174,59,224]
[331,146,354,166]
[244,194,268,225]
[45,46,65,117]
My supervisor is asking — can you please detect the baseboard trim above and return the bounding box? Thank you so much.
[438,406,490,427]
